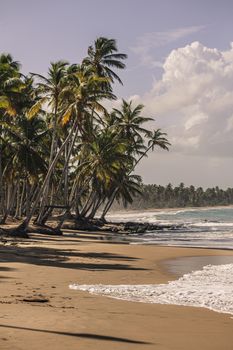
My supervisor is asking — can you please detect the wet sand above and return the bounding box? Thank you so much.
[0,231,233,350]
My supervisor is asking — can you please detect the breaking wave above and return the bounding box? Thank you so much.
[69,263,233,316]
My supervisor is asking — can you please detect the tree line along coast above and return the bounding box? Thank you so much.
[113,183,233,209]
[0,37,170,237]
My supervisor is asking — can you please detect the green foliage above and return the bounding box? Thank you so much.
[113,183,233,209]
[0,37,169,224]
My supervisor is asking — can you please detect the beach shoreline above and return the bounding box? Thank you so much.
[107,203,233,215]
[0,232,233,350]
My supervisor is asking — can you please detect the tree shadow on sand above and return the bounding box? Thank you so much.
[0,266,15,282]
[0,245,148,271]
[0,324,152,345]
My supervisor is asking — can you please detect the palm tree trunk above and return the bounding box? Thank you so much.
[87,195,102,219]
[18,118,79,230]
[1,183,17,224]
[0,142,4,217]
[100,193,116,221]
[36,125,80,225]
[64,142,69,206]
[80,190,95,217]
[36,101,58,223]
[19,180,26,218]
[100,145,153,219]
[14,181,20,218]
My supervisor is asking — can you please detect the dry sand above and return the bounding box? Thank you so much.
[0,231,233,350]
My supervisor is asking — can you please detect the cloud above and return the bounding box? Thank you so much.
[131,41,233,158]
[131,26,204,68]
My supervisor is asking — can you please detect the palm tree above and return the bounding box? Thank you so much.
[0,58,37,224]
[0,39,171,235]
[82,37,127,88]
[27,61,69,222]
[77,128,131,218]
[98,104,170,219]
[100,174,142,221]
[0,115,48,223]
[113,100,152,139]
[16,62,116,232]
[132,129,170,172]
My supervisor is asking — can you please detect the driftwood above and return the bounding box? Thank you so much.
[0,223,62,238]
[28,224,62,236]
[62,218,183,234]
[0,215,184,239]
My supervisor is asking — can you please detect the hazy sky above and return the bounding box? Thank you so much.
[1,0,233,188]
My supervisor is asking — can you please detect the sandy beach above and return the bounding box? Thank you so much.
[0,231,233,350]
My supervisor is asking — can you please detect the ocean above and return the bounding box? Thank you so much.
[106,206,233,249]
[70,207,233,316]
[70,263,233,316]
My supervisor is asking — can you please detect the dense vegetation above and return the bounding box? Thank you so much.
[113,183,233,209]
[0,37,170,236]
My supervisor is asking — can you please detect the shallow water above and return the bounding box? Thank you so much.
[163,255,233,277]
[106,207,233,249]
[72,208,233,316]
[69,263,233,316]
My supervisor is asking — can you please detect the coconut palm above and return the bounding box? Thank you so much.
[82,37,127,89]
[17,63,116,232]
[0,38,170,236]
[132,129,170,171]
[112,100,153,159]
[100,174,142,221]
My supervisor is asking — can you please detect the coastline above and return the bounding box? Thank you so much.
[0,232,233,349]
[107,203,233,215]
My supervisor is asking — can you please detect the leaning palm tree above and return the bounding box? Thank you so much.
[74,128,130,219]
[0,115,48,223]
[15,65,115,233]
[0,61,35,224]
[27,61,69,223]
[97,104,170,219]
[0,38,170,236]
[100,174,142,221]
[132,128,171,171]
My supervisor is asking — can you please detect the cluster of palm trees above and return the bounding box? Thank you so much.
[119,183,233,209]
[0,37,170,236]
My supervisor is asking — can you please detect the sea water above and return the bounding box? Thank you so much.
[106,206,233,249]
[70,207,233,316]
[69,263,233,316]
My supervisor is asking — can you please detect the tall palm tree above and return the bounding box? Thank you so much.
[112,100,153,159]
[82,37,127,88]
[113,100,152,139]
[0,115,48,223]
[70,127,130,218]
[100,174,142,220]
[27,61,68,222]
[98,106,170,218]
[0,39,171,235]
[17,64,115,231]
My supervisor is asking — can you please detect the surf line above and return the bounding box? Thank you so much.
[69,263,233,317]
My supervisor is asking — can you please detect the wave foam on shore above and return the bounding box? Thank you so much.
[69,264,233,316]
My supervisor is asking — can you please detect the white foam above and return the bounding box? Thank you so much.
[69,264,233,316]
[191,222,233,227]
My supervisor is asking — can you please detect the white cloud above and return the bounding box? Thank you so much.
[184,108,208,131]
[131,26,204,68]
[131,41,233,158]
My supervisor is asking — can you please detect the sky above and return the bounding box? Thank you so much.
[1,0,233,188]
